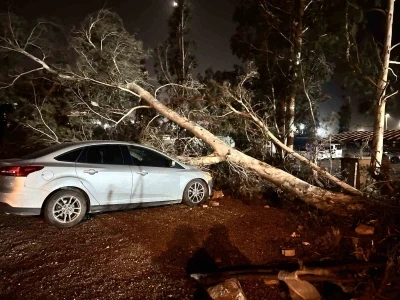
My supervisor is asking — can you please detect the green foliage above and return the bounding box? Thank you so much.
[230,0,334,137]
[70,10,148,83]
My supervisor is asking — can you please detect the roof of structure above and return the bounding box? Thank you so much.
[330,130,400,143]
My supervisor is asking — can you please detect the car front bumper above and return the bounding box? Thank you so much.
[207,179,213,198]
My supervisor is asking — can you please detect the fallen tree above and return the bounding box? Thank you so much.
[127,83,363,213]
[0,10,365,214]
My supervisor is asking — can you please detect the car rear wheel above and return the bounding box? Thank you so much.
[44,190,87,228]
[182,179,209,207]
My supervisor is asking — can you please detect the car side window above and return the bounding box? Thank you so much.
[80,145,124,165]
[55,148,84,162]
[127,145,172,168]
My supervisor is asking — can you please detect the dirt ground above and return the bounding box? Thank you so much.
[0,197,373,300]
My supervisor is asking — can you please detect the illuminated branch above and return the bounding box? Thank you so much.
[0,67,44,89]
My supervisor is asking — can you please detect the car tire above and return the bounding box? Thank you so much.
[392,157,399,164]
[44,190,87,228]
[182,179,209,207]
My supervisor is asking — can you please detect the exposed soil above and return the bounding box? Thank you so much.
[0,197,378,299]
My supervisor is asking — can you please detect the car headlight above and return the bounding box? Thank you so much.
[203,171,213,182]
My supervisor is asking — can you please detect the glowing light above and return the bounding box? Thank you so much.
[385,113,390,130]
[317,127,326,137]
[173,1,178,7]
[299,123,305,130]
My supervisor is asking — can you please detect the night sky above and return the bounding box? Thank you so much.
[1,0,240,73]
[1,0,400,132]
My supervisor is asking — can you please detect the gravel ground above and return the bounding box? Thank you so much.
[0,197,350,300]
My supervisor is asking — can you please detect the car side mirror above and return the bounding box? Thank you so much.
[170,160,176,167]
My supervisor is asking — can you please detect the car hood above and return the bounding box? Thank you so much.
[183,164,198,170]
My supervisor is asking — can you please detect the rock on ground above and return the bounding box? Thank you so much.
[207,278,247,300]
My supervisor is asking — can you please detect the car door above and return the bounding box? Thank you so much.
[75,144,133,206]
[123,145,181,203]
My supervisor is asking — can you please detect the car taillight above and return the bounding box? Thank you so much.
[0,166,44,177]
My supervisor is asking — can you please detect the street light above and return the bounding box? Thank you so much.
[172,1,178,7]
[385,113,390,130]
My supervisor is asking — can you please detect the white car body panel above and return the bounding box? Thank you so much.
[130,165,181,202]
[0,141,212,216]
[75,162,132,205]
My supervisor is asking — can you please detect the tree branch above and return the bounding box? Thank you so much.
[114,105,151,125]
[0,67,44,89]
[177,153,226,166]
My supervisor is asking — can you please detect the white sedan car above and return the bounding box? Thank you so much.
[0,141,212,228]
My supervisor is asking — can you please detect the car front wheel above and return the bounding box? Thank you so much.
[182,179,209,207]
[44,190,87,228]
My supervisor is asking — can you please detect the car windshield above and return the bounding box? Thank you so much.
[22,143,78,159]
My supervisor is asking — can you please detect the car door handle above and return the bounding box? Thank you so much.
[83,169,98,175]
[136,171,148,176]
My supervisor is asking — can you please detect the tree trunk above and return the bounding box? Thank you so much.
[370,0,395,172]
[128,83,363,214]
[277,96,287,158]
[286,94,296,149]
[287,0,304,150]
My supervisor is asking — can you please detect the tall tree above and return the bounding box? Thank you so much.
[286,0,305,150]
[154,0,197,99]
[370,0,396,173]
[231,0,333,152]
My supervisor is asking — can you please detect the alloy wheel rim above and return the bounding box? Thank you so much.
[52,196,82,223]
[188,182,205,203]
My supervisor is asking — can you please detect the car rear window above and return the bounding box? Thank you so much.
[22,143,79,159]
[78,145,124,165]
[55,148,84,162]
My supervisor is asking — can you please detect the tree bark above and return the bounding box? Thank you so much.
[277,96,287,158]
[286,0,304,150]
[370,0,395,172]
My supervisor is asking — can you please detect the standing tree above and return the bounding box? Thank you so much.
[231,0,333,152]
[154,0,197,100]
[370,0,397,173]
[152,0,205,156]
[286,0,305,150]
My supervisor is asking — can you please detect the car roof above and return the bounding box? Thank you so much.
[23,140,141,160]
